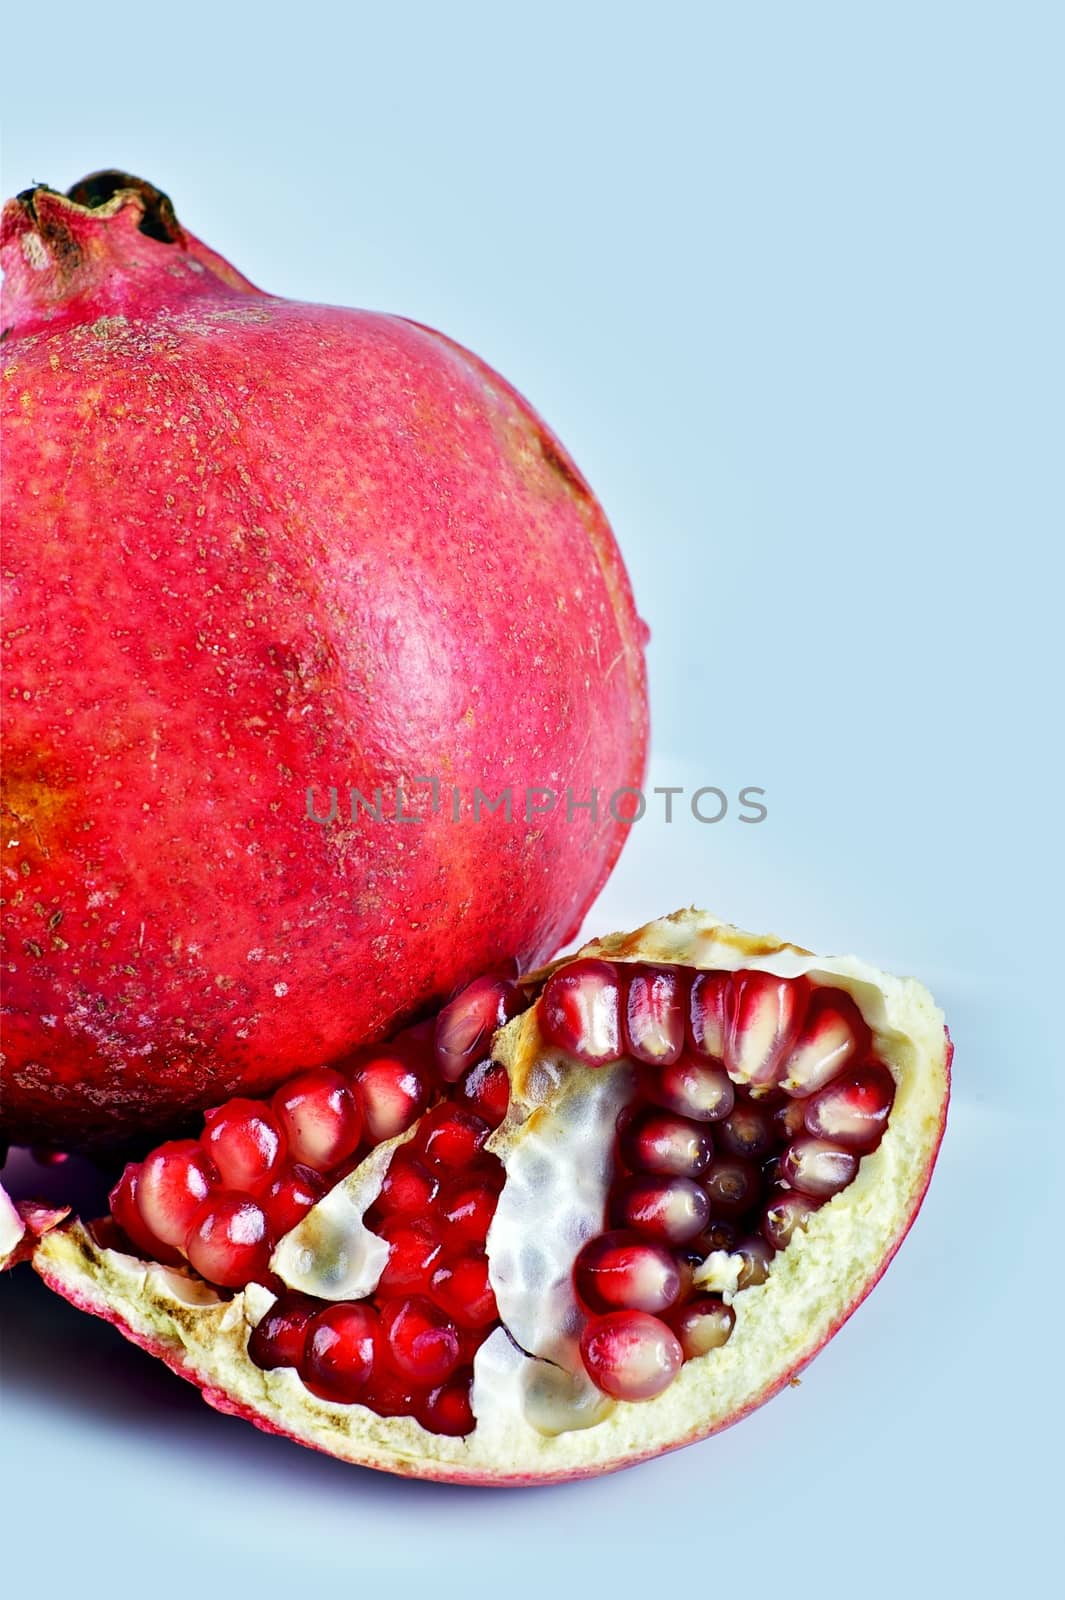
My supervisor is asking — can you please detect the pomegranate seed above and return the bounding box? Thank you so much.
[612,1174,710,1244]
[668,1295,735,1358]
[580,1311,683,1401]
[620,1107,713,1178]
[781,1136,858,1198]
[109,1164,183,1264]
[457,1058,510,1130]
[302,1302,380,1403]
[574,1230,685,1314]
[353,1051,431,1143]
[430,1252,498,1328]
[434,976,520,1082]
[248,1292,319,1370]
[417,1374,475,1436]
[380,1295,462,1385]
[418,1105,490,1171]
[652,1056,734,1122]
[780,989,869,1097]
[261,1162,325,1235]
[735,1234,774,1288]
[725,971,807,1089]
[375,1149,440,1218]
[623,965,686,1064]
[761,1189,823,1250]
[772,1096,807,1143]
[691,1219,738,1257]
[363,1373,416,1418]
[375,1216,444,1294]
[438,1180,497,1244]
[688,970,731,1060]
[540,959,621,1066]
[202,1099,286,1190]
[702,1156,761,1217]
[185,1193,273,1288]
[803,1063,895,1151]
[716,1100,775,1159]
[136,1139,217,1251]
[272,1068,362,1172]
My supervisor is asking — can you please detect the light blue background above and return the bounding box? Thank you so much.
[2,2,1061,1595]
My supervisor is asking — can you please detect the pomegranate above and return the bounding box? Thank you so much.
[0,171,648,1151]
[22,908,950,1483]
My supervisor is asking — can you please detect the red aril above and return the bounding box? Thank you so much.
[580,1311,683,1401]
[726,972,808,1089]
[688,971,731,1061]
[247,1292,319,1370]
[780,990,870,1097]
[430,1255,498,1329]
[376,1217,444,1295]
[456,1059,511,1130]
[202,1100,286,1190]
[303,1303,381,1403]
[612,1174,711,1244]
[716,1101,775,1160]
[781,1137,859,1198]
[540,960,621,1065]
[651,1057,734,1122]
[623,966,686,1064]
[418,1107,490,1171]
[667,1296,735,1358]
[435,978,520,1083]
[761,1189,824,1250]
[380,1297,462,1386]
[374,1151,440,1218]
[272,1070,362,1172]
[353,1053,431,1144]
[261,1163,326,1235]
[619,1107,713,1178]
[701,1156,761,1216]
[803,1064,895,1151]
[135,1141,217,1251]
[184,1194,272,1288]
[108,1165,182,1265]
[417,1377,476,1438]
[574,1232,685,1315]
[438,1181,497,1244]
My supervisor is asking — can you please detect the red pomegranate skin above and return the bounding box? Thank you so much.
[0,175,648,1150]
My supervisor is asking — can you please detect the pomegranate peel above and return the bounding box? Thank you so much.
[29,909,950,1484]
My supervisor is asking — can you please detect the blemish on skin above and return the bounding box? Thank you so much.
[274,981,289,997]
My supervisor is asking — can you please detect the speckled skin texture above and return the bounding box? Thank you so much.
[0,177,648,1150]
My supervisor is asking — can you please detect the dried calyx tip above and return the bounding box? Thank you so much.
[16,170,182,245]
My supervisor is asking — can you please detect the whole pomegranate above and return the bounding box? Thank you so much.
[0,171,648,1151]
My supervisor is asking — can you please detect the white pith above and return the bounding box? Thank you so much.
[30,909,950,1484]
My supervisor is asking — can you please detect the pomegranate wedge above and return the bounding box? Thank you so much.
[23,910,950,1485]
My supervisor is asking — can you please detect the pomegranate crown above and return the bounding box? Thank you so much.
[1,169,261,340]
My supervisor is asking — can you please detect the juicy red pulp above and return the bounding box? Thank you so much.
[539,960,895,1404]
[106,962,895,1432]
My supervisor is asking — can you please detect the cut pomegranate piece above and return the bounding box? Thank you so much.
[620,1107,713,1179]
[781,1137,859,1198]
[202,1099,286,1190]
[185,1194,273,1288]
[651,1057,734,1122]
[27,908,949,1486]
[247,1292,319,1370]
[623,965,686,1064]
[803,1064,895,1151]
[667,1295,735,1358]
[574,1231,684,1315]
[725,971,807,1089]
[579,1311,683,1401]
[380,1296,462,1385]
[302,1303,380,1403]
[272,1069,362,1171]
[435,977,520,1083]
[540,959,621,1066]
[135,1140,217,1251]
